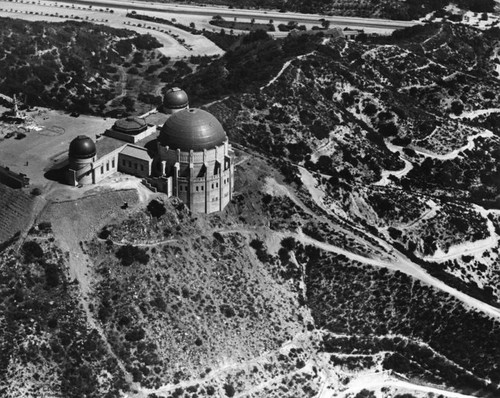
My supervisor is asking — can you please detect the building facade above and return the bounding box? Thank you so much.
[65,89,234,214]
[151,108,234,214]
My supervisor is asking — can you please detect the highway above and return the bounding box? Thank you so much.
[42,0,419,31]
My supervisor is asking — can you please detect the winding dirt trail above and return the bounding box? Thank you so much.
[297,168,500,320]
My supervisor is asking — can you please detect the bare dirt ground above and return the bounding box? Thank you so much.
[0,108,116,188]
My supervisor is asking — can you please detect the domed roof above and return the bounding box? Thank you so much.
[69,135,96,159]
[164,87,189,110]
[159,108,227,151]
[113,116,147,134]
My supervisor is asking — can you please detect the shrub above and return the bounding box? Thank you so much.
[378,122,398,137]
[38,222,52,232]
[220,304,235,318]
[223,384,235,397]
[125,328,145,342]
[22,241,44,262]
[310,120,330,139]
[45,262,60,288]
[147,199,166,218]
[355,390,376,398]
[98,228,110,239]
[281,236,297,251]
[363,102,378,117]
[115,245,149,266]
[450,101,463,116]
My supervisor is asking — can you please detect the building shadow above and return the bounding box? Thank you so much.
[144,138,158,157]
[44,160,68,184]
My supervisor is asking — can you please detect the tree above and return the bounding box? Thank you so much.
[115,245,149,266]
[45,263,60,288]
[223,384,235,397]
[22,241,44,263]
[147,199,166,218]
[378,122,399,137]
[450,100,464,116]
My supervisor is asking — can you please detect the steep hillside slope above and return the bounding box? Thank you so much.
[194,22,500,312]
[0,184,37,243]
[0,18,163,115]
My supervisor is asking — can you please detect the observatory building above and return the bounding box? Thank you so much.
[152,108,233,213]
[65,88,234,214]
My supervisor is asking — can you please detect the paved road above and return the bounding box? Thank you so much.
[43,0,419,31]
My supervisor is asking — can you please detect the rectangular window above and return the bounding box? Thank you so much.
[128,161,132,167]
[201,186,204,191]
[216,183,219,188]
[106,163,109,171]
[112,159,115,168]
[140,164,144,171]
[100,165,104,174]
[211,183,214,189]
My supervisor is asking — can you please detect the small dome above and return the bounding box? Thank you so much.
[164,87,189,110]
[159,108,226,151]
[69,135,96,159]
[113,116,147,135]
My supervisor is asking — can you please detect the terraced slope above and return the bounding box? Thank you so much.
[0,184,35,243]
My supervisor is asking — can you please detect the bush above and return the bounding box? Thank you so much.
[125,328,146,342]
[363,102,378,117]
[310,120,330,139]
[220,304,236,318]
[223,384,235,397]
[45,262,60,288]
[450,101,464,116]
[147,199,166,218]
[115,245,149,266]
[281,236,297,251]
[98,228,110,239]
[38,222,52,232]
[355,390,376,398]
[378,122,398,137]
[22,241,44,262]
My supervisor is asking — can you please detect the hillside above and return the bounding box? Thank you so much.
[192,22,500,309]
[0,18,165,115]
[2,153,500,397]
[0,184,37,243]
[3,17,500,398]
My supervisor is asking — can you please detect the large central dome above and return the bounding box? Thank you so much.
[159,108,227,151]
